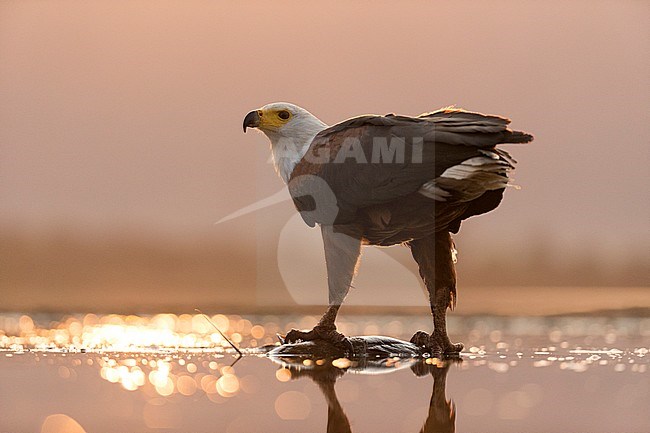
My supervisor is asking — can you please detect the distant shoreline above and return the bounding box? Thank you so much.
[1,286,648,318]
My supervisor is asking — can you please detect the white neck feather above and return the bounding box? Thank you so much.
[265,114,328,183]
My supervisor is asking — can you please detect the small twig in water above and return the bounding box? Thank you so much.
[229,355,242,368]
[195,309,242,357]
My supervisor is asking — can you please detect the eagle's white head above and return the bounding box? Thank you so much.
[243,102,328,183]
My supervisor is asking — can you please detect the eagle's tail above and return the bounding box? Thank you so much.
[418,107,534,147]
[503,129,534,144]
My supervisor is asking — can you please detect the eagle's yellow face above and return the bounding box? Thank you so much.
[254,107,293,131]
[243,103,300,133]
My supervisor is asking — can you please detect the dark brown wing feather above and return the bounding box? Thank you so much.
[289,109,532,227]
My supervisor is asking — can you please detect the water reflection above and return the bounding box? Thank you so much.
[271,353,459,433]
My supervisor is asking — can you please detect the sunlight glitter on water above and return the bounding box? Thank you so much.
[1,313,648,397]
[0,313,247,352]
[1,312,649,433]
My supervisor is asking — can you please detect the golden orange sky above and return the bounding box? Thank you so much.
[1,0,648,264]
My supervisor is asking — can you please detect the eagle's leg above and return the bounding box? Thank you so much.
[283,306,347,346]
[408,231,464,356]
[283,225,361,352]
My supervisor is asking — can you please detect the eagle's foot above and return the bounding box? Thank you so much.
[410,330,463,357]
[282,325,353,354]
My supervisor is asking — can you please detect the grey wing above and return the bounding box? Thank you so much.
[289,109,533,226]
[418,148,518,203]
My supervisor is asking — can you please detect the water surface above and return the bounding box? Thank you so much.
[1,313,648,433]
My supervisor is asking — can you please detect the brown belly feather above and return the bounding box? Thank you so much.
[358,194,469,246]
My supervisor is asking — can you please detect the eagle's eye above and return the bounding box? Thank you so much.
[278,110,291,120]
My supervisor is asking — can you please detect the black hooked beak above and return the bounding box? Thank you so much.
[243,110,261,132]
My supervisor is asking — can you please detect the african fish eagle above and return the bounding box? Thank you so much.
[243,103,533,355]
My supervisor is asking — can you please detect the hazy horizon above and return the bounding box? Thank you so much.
[1,1,648,310]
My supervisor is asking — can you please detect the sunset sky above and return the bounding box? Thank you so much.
[1,1,648,310]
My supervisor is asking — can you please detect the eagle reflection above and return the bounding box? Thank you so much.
[276,357,459,433]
